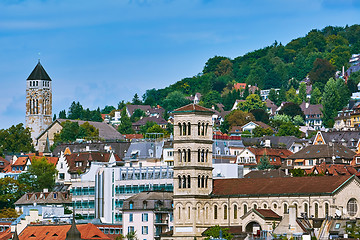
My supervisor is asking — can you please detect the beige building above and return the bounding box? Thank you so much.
[164,104,360,240]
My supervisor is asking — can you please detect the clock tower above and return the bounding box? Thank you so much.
[25,61,52,145]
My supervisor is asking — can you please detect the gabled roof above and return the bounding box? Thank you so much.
[65,152,114,173]
[126,105,152,116]
[173,104,214,114]
[12,157,29,166]
[241,121,272,130]
[287,144,355,160]
[15,191,71,205]
[242,208,281,220]
[212,175,355,197]
[27,61,51,81]
[132,116,167,126]
[19,223,110,239]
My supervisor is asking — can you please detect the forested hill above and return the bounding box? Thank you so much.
[142,24,360,111]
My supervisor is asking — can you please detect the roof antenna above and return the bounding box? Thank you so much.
[38,52,41,63]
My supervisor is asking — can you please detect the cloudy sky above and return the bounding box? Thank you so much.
[0,0,359,129]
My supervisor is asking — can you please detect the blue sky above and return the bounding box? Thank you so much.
[0,0,359,129]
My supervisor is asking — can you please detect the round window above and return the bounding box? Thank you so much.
[347,198,358,216]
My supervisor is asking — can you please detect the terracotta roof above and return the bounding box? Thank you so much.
[0,157,10,172]
[0,229,12,240]
[19,223,110,240]
[246,147,293,166]
[12,157,29,166]
[31,156,58,166]
[212,175,354,196]
[234,83,246,90]
[174,104,214,113]
[124,134,143,140]
[311,162,358,176]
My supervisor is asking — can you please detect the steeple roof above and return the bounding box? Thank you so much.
[27,61,51,81]
[66,212,82,240]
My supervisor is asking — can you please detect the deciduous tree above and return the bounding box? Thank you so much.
[0,123,34,156]
[237,94,266,112]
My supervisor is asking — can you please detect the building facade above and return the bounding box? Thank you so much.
[26,61,52,144]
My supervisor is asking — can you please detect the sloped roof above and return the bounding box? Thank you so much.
[212,175,354,197]
[254,209,281,220]
[174,104,214,113]
[312,162,358,176]
[12,157,29,166]
[19,223,110,240]
[132,116,167,126]
[243,169,287,179]
[27,61,51,81]
[309,131,360,149]
[126,105,152,116]
[287,144,355,160]
[65,152,114,173]
[15,191,71,205]
[57,119,124,140]
[300,102,323,117]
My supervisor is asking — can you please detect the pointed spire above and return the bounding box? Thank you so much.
[44,133,51,154]
[27,61,51,81]
[65,209,82,240]
[12,228,19,240]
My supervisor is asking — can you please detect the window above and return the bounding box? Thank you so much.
[129,202,134,209]
[347,198,358,216]
[143,201,147,209]
[315,203,319,218]
[142,213,148,222]
[284,203,288,214]
[187,175,191,188]
[188,206,191,219]
[325,202,329,217]
[233,205,238,219]
[59,173,65,180]
[128,226,134,233]
[244,204,248,215]
[53,193,57,199]
[129,213,133,222]
[178,176,182,189]
[142,226,148,235]
[214,205,218,219]
[224,205,228,220]
[304,203,308,215]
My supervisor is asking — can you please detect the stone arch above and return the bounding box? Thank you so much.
[245,221,262,233]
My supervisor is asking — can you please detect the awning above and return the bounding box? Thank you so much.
[294,159,304,163]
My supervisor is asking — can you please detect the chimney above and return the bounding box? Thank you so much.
[264,139,271,148]
[43,188,48,193]
[305,102,309,109]
[289,205,297,228]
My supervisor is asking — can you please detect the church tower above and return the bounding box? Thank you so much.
[172,104,213,239]
[25,61,52,144]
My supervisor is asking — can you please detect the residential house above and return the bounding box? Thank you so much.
[186,92,202,104]
[231,99,245,110]
[0,157,9,173]
[122,191,173,240]
[260,88,280,101]
[265,99,278,116]
[132,116,168,133]
[240,121,273,135]
[286,144,355,170]
[310,130,360,151]
[243,169,287,179]
[162,140,174,166]
[300,102,323,130]
[36,119,125,152]
[123,140,164,167]
[307,162,358,176]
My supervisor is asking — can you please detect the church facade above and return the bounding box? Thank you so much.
[25,61,52,147]
[167,104,360,239]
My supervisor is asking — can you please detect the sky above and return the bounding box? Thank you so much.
[0,0,360,129]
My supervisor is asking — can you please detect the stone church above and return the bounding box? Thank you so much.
[25,61,52,146]
[165,104,360,239]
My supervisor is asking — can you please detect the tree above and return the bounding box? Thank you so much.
[203,225,233,240]
[78,122,99,139]
[0,177,29,209]
[298,82,307,102]
[68,101,83,119]
[59,109,67,119]
[225,110,255,128]
[0,208,19,218]
[53,121,99,145]
[290,168,305,177]
[310,87,322,104]
[285,87,301,104]
[146,124,168,136]
[18,157,58,192]
[250,109,269,124]
[125,230,138,240]
[117,100,126,110]
[161,91,191,111]
[276,122,302,137]
[140,121,157,135]
[293,115,305,126]
[203,56,228,74]
[257,154,274,170]
[201,91,222,109]
[237,94,266,112]
[253,126,274,137]
[132,93,142,105]
[130,109,146,123]
[0,123,34,156]
[219,119,230,134]
[278,102,304,119]
[268,89,278,105]
[117,108,135,134]
[308,58,336,91]
[101,105,116,114]
[214,59,233,77]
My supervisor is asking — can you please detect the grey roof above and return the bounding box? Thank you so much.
[126,105,152,116]
[347,63,360,76]
[300,102,323,118]
[213,140,245,155]
[57,119,124,140]
[122,191,173,211]
[52,141,130,159]
[27,61,51,81]
[132,116,167,126]
[242,136,305,149]
[287,144,355,161]
[243,169,287,179]
[15,191,71,206]
[124,140,164,160]
[310,131,360,150]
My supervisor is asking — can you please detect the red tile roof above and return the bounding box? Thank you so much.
[124,134,143,140]
[174,104,214,113]
[255,209,281,219]
[212,175,354,196]
[65,152,115,173]
[247,147,293,166]
[12,157,29,166]
[19,223,110,240]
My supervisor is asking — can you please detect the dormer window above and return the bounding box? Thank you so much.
[143,201,147,209]
[75,161,82,167]
[53,193,57,199]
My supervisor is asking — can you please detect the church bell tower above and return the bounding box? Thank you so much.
[25,60,52,144]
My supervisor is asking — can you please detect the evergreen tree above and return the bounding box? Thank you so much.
[298,82,307,102]
[117,109,135,134]
[310,87,322,104]
[132,93,142,105]
[68,101,83,120]
[59,110,67,119]
[257,154,274,170]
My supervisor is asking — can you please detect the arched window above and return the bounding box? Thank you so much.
[315,203,319,218]
[36,81,38,86]
[205,176,208,188]
[36,99,38,114]
[205,123,209,135]
[244,204,248,215]
[198,149,200,162]
[187,149,191,162]
[187,122,191,135]
[178,149,182,162]
[201,176,205,188]
[183,149,186,162]
[29,99,32,114]
[201,123,205,135]
[263,204,268,209]
[198,175,201,188]
[284,203,288,214]
[253,204,258,209]
[33,99,36,114]
[273,203,278,210]
[294,203,298,217]
[214,205,218,219]
[183,123,186,135]
[201,149,204,162]
[233,205,238,219]
[206,206,208,220]
[187,175,191,188]
[205,149,209,162]
[347,198,358,216]
[182,175,186,188]
[178,123,182,136]
[198,122,201,135]
[304,203,308,216]
[30,81,32,87]
[178,206,181,220]
[188,206,191,219]
[178,176,182,188]
[224,205,228,220]
[325,202,329,217]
